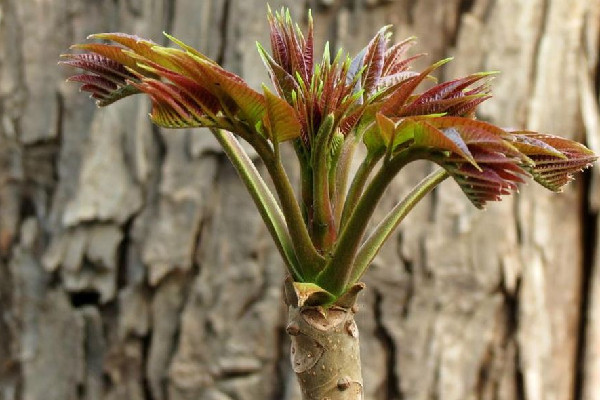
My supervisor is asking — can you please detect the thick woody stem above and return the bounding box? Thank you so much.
[285,279,364,400]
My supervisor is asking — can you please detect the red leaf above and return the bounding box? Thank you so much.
[133,59,220,115]
[70,43,146,73]
[383,36,417,76]
[398,94,489,117]
[67,74,117,92]
[448,163,525,208]
[362,27,388,95]
[303,11,314,81]
[417,72,495,102]
[257,43,299,102]
[60,53,133,84]
[427,117,508,143]
[383,53,426,78]
[380,58,451,115]
[268,14,290,72]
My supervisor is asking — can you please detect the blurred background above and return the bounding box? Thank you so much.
[0,0,599,399]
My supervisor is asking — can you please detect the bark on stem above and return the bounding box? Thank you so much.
[285,279,365,400]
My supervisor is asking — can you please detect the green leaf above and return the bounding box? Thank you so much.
[375,113,396,145]
[163,32,215,63]
[286,281,337,307]
[89,33,178,71]
[192,56,267,125]
[405,119,477,168]
[427,117,509,143]
[311,114,336,167]
[363,120,386,154]
[263,85,302,142]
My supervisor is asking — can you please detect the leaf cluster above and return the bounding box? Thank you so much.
[61,8,596,303]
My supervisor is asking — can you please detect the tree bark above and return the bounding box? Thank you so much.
[0,0,599,400]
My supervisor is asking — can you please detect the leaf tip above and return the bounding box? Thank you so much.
[436,57,454,67]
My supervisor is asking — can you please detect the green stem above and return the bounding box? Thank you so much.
[263,152,326,279]
[350,168,448,283]
[231,123,326,280]
[312,115,336,251]
[293,140,313,230]
[301,163,314,231]
[333,136,358,228]
[211,129,302,280]
[316,150,426,295]
[338,150,383,231]
[327,132,344,208]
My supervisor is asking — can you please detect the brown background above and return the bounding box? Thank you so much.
[0,0,599,399]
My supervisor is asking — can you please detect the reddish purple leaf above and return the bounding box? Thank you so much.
[362,27,388,96]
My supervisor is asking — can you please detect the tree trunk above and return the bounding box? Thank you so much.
[284,279,364,400]
[0,1,599,400]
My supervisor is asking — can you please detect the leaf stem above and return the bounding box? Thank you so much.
[350,168,448,283]
[332,135,358,228]
[339,149,383,231]
[312,115,336,251]
[211,128,302,280]
[316,149,427,295]
[262,149,326,279]
[232,121,326,278]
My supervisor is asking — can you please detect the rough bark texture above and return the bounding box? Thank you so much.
[0,1,599,400]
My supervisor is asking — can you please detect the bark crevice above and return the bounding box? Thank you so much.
[1,1,598,399]
[574,169,598,400]
[374,289,402,400]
